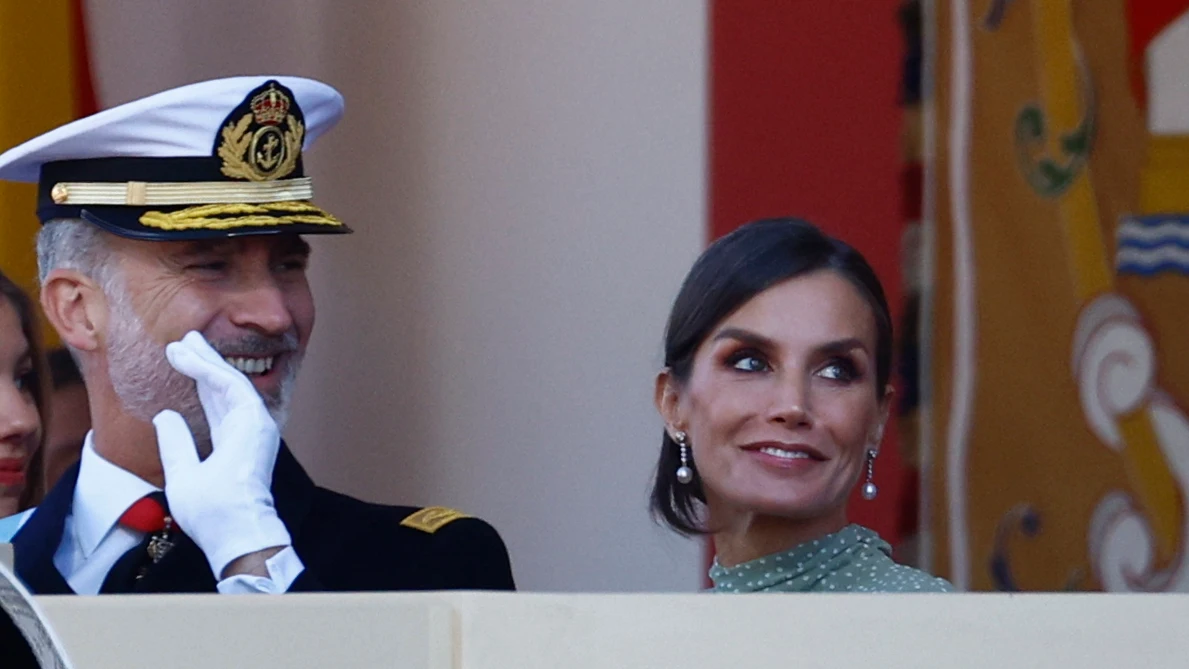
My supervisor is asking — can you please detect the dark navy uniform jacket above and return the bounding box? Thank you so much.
[9,442,516,594]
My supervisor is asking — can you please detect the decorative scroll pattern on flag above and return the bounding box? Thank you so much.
[926,0,1189,591]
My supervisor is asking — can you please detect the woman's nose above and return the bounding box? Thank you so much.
[767,374,812,427]
[0,382,40,446]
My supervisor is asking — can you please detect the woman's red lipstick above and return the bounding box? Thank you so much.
[0,457,25,486]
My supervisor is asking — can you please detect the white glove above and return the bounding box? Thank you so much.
[151,330,292,579]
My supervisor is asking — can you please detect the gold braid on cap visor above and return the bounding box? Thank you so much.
[140,201,342,231]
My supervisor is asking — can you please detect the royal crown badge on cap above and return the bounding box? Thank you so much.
[0,75,351,240]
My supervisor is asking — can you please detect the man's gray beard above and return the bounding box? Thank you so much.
[105,286,301,457]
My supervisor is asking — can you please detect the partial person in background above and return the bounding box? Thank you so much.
[0,270,46,523]
[0,334,47,669]
[40,348,89,494]
[16,348,91,511]
[651,218,952,593]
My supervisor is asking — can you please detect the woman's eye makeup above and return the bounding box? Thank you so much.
[726,349,771,372]
[817,357,860,382]
[715,335,867,382]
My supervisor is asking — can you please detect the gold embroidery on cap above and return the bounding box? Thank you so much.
[400,507,471,534]
[217,84,304,182]
[139,200,342,231]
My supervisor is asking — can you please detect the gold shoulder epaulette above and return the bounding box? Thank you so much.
[400,506,471,534]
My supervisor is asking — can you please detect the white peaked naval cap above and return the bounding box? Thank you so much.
[0,75,351,240]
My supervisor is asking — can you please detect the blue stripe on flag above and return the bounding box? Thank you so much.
[1116,237,1189,251]
[1117,261,1189,276]
[1116,215,1189,275]
[1120,215,1189,228]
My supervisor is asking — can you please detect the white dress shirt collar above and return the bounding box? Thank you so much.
[71,431,161,558]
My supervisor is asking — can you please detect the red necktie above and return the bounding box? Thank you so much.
[118,494,169,533]
[102,493,177,593]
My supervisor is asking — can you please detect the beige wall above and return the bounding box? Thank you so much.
[85,1,707,591]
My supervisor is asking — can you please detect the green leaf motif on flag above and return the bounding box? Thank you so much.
[1014,90,1095,199]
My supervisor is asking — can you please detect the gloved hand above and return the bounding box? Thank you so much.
[151,330,292,579]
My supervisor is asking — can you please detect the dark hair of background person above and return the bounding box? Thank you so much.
[0,270,50,511]
[47,347,82,389]
[34,347,89,502]
[650,218,894,536]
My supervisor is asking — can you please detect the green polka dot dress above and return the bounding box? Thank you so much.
[709,524,953,593]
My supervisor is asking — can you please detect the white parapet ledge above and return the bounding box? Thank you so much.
[32,591,1189,668]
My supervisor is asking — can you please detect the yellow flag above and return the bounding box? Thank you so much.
[0,0,95,334]
[927,0,1189,591]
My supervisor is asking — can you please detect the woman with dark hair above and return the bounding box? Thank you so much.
[652,218,951,592]
[0,269,47,520]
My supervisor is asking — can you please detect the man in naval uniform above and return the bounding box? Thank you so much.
[0,76,516,595]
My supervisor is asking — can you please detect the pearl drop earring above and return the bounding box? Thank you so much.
[861,450,878,500]
[673,431,693,484]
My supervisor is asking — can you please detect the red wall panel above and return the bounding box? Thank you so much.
[710,0,908,542]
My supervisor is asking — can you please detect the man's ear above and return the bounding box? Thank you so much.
[40,269,107,354]
[654,368,684,437]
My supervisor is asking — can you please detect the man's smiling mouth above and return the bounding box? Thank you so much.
[223,355,276,375]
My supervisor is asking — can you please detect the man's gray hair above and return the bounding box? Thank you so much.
[36,218,121,292]
[36,219,124,368]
